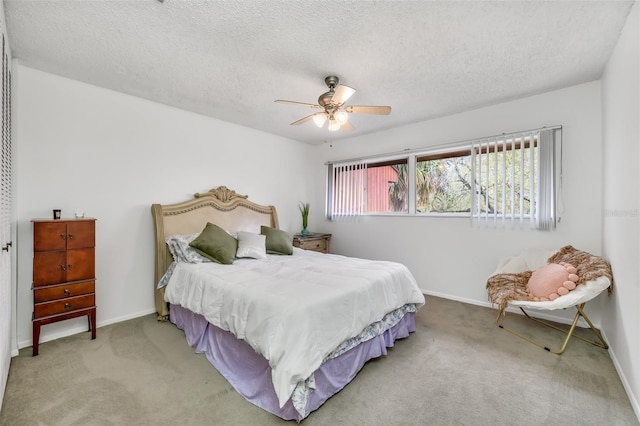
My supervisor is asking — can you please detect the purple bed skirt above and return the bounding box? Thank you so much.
[170,304,416,421]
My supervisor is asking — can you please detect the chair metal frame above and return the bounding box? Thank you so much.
[496,302,608,355]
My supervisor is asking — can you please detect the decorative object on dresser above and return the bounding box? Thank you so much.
[298,201,310,236]
[31,218,97,356]
[292,232,331,254]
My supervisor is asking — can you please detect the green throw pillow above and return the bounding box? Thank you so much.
[189,223,238,264]
[260,226,293,255]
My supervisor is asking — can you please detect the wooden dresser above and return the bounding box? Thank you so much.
[293,233,332,254]
[32,218,97,356]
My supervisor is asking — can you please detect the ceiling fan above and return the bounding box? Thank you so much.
[275,76,391,132]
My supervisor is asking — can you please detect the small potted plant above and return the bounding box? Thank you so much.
[299,201,310,236]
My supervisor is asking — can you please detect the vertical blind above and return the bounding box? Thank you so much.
[327,162,367,219]
[470,128,557,229]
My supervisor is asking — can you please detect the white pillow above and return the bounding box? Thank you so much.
[493,247,558,274]
[521,247,557,270]
[493,255,528,274]
[236,231,267,259]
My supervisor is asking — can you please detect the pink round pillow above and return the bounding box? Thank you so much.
[526,262,579,302]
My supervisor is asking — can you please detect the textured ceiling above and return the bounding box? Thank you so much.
[3,0,635,145]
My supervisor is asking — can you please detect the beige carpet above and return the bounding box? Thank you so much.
[1,296,637,425]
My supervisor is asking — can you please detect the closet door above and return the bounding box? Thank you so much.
[0,35,11,249]
[0,31,13,408]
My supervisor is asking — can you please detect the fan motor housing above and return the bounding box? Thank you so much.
[318,91,334,108]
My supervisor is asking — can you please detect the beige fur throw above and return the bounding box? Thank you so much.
[547,245,614,287]
[486,245,613,310]
[486,271,533,310]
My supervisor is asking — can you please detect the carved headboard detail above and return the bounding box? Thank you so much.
[194,185,248,202]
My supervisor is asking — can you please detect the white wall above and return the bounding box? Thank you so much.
[13,65,314,348]
[311,82,605,325]
[601,1,640,419]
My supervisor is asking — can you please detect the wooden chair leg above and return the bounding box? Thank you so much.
[32,321,41,357]
[88,308,97,340]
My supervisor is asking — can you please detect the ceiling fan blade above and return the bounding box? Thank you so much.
[332,84,356,106]
[291,114,316,126]
[275,100,322,109]
[344,105,392,115]
[340,120,355,132]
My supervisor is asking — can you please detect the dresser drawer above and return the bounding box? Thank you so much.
[33,281,95,303]
[297,238,327,253]
[33,248,95,286]
[66,248,95,282]
[34,294,95,318]
[66,221,95,249]
[33,251,66,286]
[33,222,67,251]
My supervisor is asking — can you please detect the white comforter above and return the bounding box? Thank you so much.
[163,248,425,408]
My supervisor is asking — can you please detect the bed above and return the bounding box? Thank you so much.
[151,186,425,421]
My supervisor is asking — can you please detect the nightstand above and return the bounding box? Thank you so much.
[293,233,332,254]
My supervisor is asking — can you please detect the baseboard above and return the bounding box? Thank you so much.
[16,308,157,351]
[601,329,640,423]
[422,289,593,328]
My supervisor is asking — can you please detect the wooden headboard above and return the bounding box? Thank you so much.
[151,186,279,319]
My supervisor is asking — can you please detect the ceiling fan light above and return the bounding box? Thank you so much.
[335,110,348,124]
[313,112,327,128]
[328,118,341,132]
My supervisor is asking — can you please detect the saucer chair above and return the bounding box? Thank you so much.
[486,246,612,355]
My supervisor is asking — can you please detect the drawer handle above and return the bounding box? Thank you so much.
[60,265,66,271]
[68,234,74,240]
[60,234,66,240]
[64,289,70,296]
[64,303,71,311]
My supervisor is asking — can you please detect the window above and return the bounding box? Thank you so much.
[369,159,409,214]
[328,158,408,218]
[327,127,560,230]
[415,149,472,214]
[471,129,557,229]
